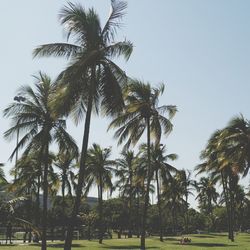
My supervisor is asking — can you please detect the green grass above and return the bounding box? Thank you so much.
[0,233,250,249]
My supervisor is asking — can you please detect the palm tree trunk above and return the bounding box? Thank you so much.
[98,176,104,244]
[228,175,235,242]
[137,192,140,238]
[64,88,94,250]
[62,174,66,240]
[36,175,41,226]
[156,170,163,241]
[140,117,151,250]
[185,193,189,234]
[42,142,49,250]
[221,172,232,240]
[128,168,133,238]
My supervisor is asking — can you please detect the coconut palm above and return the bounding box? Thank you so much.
[162,174,185,235]
[109,80,176,249]
[54,151,78,207]
[196,176,218,215]
[84,143,115,244]
[177,169,195,233]
[115,150,138,238]
[196,126,240,241]
[139,143,177,241]
[222,115,250,177]
[3,73,78,250]
[33,2,132,248]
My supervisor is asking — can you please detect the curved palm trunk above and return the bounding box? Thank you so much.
[42,143,49,250]
[64,93,93,250]
[141,117,151,250]
[98,175,104,244]
[156,170,163,241]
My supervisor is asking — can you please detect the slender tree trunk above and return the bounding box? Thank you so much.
[185,193,189,234]
[14,125,20,181]
[42,142,49,250]
[221,172,231,240]
[64,93,93,250]
[62,175,66,240]
[137,193,140,238]
[228,175,235,242]
[36,175,41,226]
[140,117,151,250]
[156,170,163,241]
[98,177,104,244]
[128,167,133,238]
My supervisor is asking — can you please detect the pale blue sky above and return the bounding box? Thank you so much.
[1,1,250,205]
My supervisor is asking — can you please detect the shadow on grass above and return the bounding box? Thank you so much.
[164,237,179,241]
[192,235,216,238]
[173,242,237,247]
[207,233,228,237]
[0,245,18,247]
[102,245,158,249]
[47,243,83,248]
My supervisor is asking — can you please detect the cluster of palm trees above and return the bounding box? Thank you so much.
[3,1,178,250]
[196,115,250,241]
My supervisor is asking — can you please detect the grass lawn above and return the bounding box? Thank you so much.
[0,233,250,249]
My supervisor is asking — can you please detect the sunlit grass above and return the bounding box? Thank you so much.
[0,233,249,249]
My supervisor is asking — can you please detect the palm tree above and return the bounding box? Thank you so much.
[177,169,195,234]
[195,176,218,231]
[109,80,176,249]
[54,151,78,210]
[162,174,185,235]
[140,143,177,241]
[33,2,132,248]
[3,73,78,250]
[115,150,138,238]
[84,143,115,244]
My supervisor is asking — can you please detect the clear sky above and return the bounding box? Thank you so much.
[1,0,250,206]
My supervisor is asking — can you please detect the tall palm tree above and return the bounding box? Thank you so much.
[3,73,78,250]
[109,80,176,249]
[84,143,115,244]
[115,150,138,238]
[33,2,132,248]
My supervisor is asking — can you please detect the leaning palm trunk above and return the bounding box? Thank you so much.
[156,170,163,241]
[42,142,49,250]
[141,118,151,250]
[64,94,93,250]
